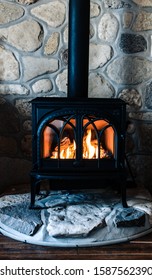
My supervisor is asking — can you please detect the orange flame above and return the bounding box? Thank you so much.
[83,129,98,159]
[48,129,112,159]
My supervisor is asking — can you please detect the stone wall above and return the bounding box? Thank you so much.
[0,0,152,192]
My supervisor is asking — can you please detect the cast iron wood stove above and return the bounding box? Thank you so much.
[30,0,127,208]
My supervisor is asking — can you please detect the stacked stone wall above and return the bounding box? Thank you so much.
[0,0,152,192]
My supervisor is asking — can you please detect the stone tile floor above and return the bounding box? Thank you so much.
[0,185,152,247]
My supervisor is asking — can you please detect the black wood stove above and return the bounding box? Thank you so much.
[30,0,127,208]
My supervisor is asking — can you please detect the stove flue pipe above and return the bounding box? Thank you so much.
[67,0,90,99]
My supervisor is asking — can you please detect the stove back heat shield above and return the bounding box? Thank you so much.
[30,0,127,208]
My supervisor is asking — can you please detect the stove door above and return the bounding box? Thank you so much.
[36,108,118,171]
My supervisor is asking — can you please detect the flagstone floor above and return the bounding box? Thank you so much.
[0,184,152,248]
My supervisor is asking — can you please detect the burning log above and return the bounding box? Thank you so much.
[55,137,71,151]
[51,137,76,159]
[51,131,112,160]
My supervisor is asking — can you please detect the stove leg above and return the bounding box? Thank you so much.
[30,176,41,208]
[118,173,128,208]
[30,176,36,208]
[121,183,128,208]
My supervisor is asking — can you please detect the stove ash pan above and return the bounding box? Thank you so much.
[30,97,127,208]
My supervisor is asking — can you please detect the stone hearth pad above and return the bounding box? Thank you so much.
[0,187,152,247]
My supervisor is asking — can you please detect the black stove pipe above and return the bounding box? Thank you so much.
[67,0,90,99]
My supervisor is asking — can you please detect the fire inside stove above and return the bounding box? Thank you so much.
[42,116,114,160]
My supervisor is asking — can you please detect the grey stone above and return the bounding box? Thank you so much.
[89,73,115,98]
[89,43,112,69]
[90,23,95,39]
[44,204,110,237]
[103,0,130,8]
[0,202,42,235]
[0,190,152,244]
[0,46,19,81]
[35,190,119,209]
[60,49,68,65]
[119,33,147,53]
[129,112,152,121]
[114,207,145,227]
[106,57,152,84]
[0,2,24,24]
[118,88,142,108]
[145,81,152,109]
[0,193,31,208]
[22,56,58,82]
[126,122,136,134]
[23,120,32,131]
[127,198,152,223]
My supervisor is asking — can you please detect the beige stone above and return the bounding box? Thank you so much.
[122,12,133,28]
[56,69,67,93]
[0,2,24,24]
[0,84,28,95]
[89,43,112,69]
[118,89,142,108]
[0,46,19,81]
[32,79,52,94]
[0,20,42,52]
[44,33,59,55]
[98,13,119,42]
[31,1,66,27]
[133,11,152,31]
[89,73,115,98]
[22,56,58,82]
[132,0,152,6]
[90,2,100,17]
[15,99,32,117]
